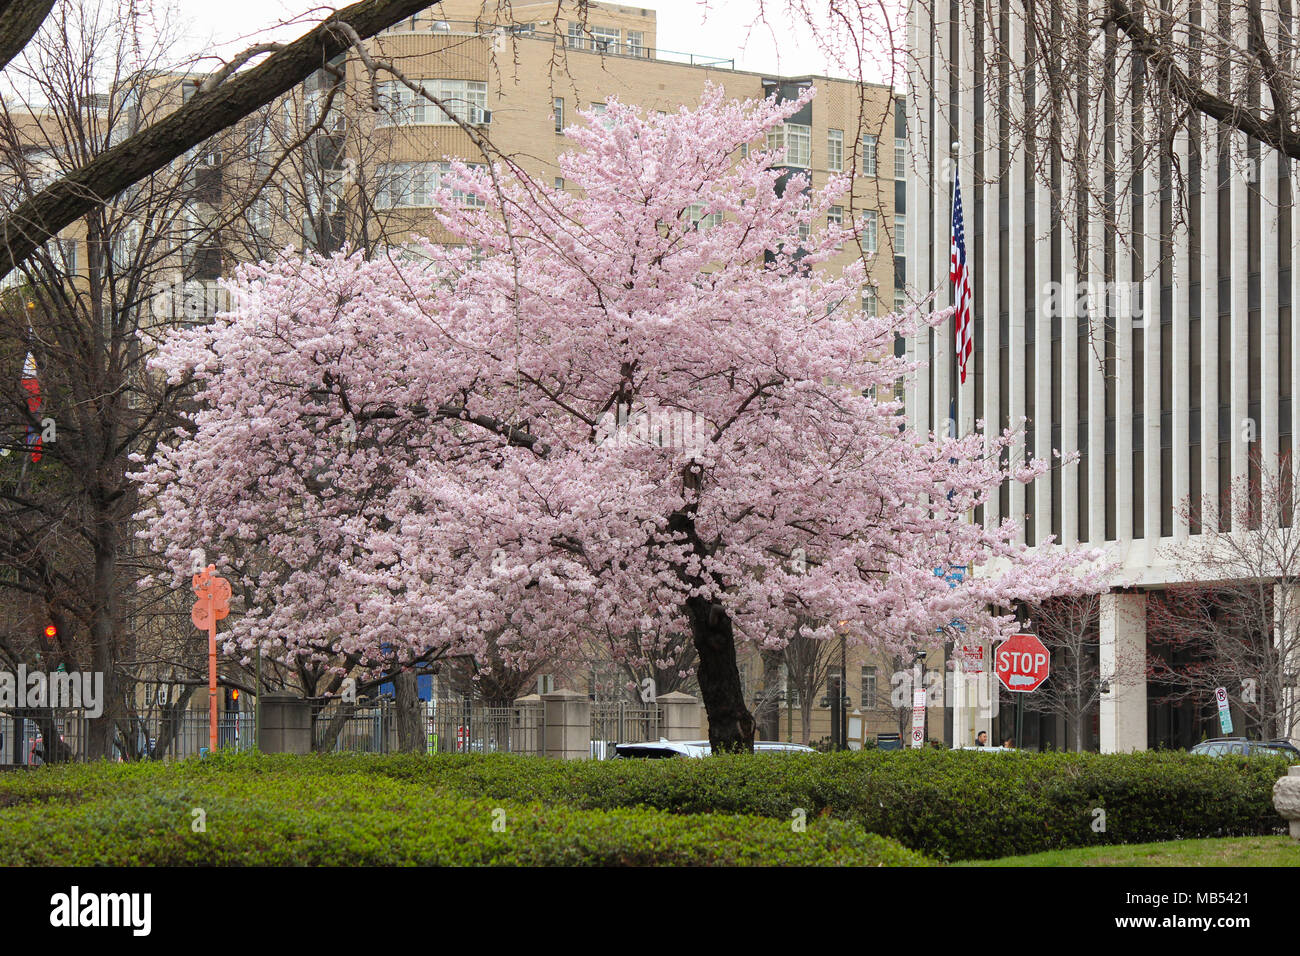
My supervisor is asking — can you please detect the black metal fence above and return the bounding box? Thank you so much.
[2,695,671,763]
[0,709,255,764]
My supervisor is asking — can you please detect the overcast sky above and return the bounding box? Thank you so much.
[177,0,901,84]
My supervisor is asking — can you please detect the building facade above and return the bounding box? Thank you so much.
[906,1,1300,750]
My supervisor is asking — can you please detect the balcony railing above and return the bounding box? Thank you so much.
[378,18,735,70]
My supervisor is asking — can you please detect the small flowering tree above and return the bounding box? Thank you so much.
[133,86,1102,752]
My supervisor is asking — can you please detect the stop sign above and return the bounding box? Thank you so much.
[994,633,1050,693]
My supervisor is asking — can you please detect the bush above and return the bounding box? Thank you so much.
[0,762,928,866]
[0,749,1287,863]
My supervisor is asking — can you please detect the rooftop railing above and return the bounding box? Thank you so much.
[378,17,735,70]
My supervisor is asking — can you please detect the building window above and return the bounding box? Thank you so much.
[827,128,843,172]
[304,89,345,134]
[591,25,620,54]
[894,291,906,314]
[46,237,77,274]
[828,205,843,248]
[862,285,878,316]
[825,667,845,707]
[861,209,878,254]
[249,197,271,234]
[895,214,905,253]
[860,666,877,708]
[554,177,564,190]
[554,97,564,133]
[375,79,488,126]
[766,122,811,167]
[687,202,723,230]
[626,30,644,56]
[895,137,906,179]
[862,134,878,176]
[567,22,585,49]
[375,162,486,209]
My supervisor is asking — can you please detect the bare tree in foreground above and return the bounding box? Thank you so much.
[1028,593,1104,752]
[1148,458,1300,743]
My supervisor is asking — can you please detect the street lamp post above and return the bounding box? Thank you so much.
[912,650,928,747]
[839,627,848,749]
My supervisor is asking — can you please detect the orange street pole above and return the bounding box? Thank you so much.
[192,563,231,756]
[208,594,217,754]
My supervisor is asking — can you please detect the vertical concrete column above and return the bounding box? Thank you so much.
[951,642,996,748]
[657,691,703,741]
[257,694,312,754]
[1274,586,1300,745]
[1100,591,1148,753]
[513,693,544,756]
[541,689,591,760]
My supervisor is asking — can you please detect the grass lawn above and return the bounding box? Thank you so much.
[957,836,1300,867]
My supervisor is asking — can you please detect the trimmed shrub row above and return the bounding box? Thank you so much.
[0,749,1288,862]
[196,748,1290,861]
[0,766,928,866]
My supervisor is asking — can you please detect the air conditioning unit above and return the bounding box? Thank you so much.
[471,107,492,125]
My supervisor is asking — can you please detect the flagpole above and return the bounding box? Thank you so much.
[951,138,984,748]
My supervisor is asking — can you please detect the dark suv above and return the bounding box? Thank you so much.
[1189,737,1300,760]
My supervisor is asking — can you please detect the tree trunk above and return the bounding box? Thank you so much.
[87,525,122,760]
[0,0,55,73]
[753,648,783,740]
[686,594,755,753]
[312,700,355,753]
[394,669,424,754]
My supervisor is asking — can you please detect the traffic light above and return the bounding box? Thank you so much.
[224,687,241,712]
[43,624,56,639]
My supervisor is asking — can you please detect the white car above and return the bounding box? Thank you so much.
[613,738,817,758]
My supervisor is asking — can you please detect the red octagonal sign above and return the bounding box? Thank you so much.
[994,633,1050,693]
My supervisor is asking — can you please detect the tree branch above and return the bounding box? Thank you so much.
[0,0,438,276]
[0,0,54,72]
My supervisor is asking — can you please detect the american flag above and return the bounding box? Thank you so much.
[21,348,41,463]
[950,171,973,384]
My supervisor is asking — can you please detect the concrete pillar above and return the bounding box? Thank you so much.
[541,689,591,760]
[257,694,312,755]
[513,693,545,756]
[657,691,703,741]
[1274,586,1300,745]
[1100,591,1148,753]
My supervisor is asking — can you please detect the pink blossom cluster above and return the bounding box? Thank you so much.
[131,85,1104,682]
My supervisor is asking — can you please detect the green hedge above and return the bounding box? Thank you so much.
[217,749,1294,861]
[0,749,1288,863]
[0,765,927,866]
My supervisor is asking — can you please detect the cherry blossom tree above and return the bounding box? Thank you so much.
[132,85,1103,752]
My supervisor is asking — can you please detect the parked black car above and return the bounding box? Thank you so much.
[1189,737,1300,760]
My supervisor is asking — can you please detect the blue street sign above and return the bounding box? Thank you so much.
[935,565,967,633]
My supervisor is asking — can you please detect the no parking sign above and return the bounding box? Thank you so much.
[1214,686,1233,735]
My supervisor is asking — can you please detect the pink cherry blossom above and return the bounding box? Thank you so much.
[132,85,1104,750]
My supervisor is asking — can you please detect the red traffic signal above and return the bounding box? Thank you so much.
[43,624,56,639]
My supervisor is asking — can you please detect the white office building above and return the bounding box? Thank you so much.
[905,0,1300,750]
